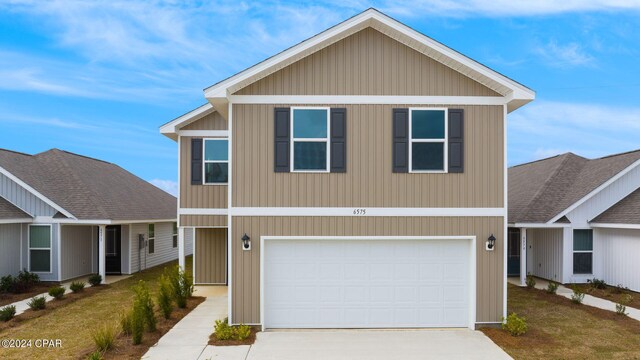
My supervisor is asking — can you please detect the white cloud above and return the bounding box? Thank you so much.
[534,40,595,67]
[148,179,178,196]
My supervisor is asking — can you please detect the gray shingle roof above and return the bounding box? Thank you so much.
[0,149,176,221]
[591,188,640,224]
[509,150,640,223]
[0,196,31,220]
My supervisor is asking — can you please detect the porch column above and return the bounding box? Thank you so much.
[98,225,106,284]
[178,227,186,269]
[520,228,527,286]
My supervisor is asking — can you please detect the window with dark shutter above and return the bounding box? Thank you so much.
[392,108,409,173]
[448,109,464,173]
[191,138,203,185]
[330,108,347,173]
[274,108,291,172]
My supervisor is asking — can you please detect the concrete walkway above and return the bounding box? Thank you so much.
[142,286,228,360]
[508,277,640,321]
[6,274,130,316]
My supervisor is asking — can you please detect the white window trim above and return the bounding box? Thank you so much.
[290,107,331,173]
[148,224,156,255]
[28,224,52,274]
[572,229,593,275]
[203,138,229,185]
[408,107,448,173]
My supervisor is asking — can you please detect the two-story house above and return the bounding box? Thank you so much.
[161,8,534,330]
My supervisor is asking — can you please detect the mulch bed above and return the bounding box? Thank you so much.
[208,326,260,346]
[78,296,206,360]
[573,284,640,310]
[0,285,108,333]
[0,283,56,307]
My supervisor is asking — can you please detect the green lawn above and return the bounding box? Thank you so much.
[483,284,640,359]
[0,257,192,359]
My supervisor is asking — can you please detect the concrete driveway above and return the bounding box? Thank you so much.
[201,329,512,360]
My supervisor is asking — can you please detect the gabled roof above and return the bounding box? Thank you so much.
[0,196,31,221]
[204,8,534,110]
[591,188,640,224]
[0,149,176,221]
[160,103,215,141]
[509,150,640,224]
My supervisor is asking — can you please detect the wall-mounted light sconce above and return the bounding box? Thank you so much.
[241,233,251,251]
[486,234,496,251]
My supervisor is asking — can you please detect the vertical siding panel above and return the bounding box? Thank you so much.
[0,224,21,276]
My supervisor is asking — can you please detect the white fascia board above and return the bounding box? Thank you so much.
[0,218,32,224]
[228,95,506,105]
[231,207,504,217]
[0,166,75,219]
[179,208,228,215]
[589,223,640,230]
[548,159,640,224]
[159,103,215,140]
[511,223,571,228]
[41,218,176,225]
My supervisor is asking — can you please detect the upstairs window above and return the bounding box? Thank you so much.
[409,109,447,172]
[204,139,228,184]
[292,108,330,172]
[573,229,593,274]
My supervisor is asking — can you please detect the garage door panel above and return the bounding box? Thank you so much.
[264,239,471,328]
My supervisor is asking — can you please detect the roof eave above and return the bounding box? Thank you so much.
[159,103,216,141]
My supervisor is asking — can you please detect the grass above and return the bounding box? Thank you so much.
[483,284,640,359]
[572,283,640,310]
[0,256,196,359]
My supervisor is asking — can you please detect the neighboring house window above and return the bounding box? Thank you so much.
[29,225,51,272]
[573,229,593,274]
[291,108,330,172]
[148,224,155,254]
[409,108,447,172]
[172,222,178,248]
[203,139,228,184]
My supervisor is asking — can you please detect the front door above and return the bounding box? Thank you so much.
[507,228,521,276]
[105,225,122,274]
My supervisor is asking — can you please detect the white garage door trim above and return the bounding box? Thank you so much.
[260,236,476,330]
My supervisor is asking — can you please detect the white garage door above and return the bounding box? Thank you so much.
[263,238,472,329]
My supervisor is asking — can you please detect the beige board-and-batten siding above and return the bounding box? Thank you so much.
[180,215,227,227]
[180,111,227,130]
[60,225,95,281]
[195,228,227,284]
[231,216,504,325]
[234,27,499,97]
[179,136,228,210]
[233,104,503,208]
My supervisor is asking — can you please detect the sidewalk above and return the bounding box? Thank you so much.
[508,277,640,321]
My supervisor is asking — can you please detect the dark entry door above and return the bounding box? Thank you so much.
[507,228,521,276]
[105,225,122,274]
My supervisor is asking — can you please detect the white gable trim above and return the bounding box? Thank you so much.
[0,166,75,219]
[548,159,640,224]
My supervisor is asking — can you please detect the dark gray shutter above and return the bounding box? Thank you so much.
[448,109,464,173]
[191,138,203,185]
[330,108,347,173]
[392,108,409,173]
[274,108,290,172]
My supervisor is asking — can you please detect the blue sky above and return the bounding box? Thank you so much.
[1,1,639,195]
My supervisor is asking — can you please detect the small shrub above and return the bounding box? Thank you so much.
[130,307,144,345]
[27,295,47,310]
[120,310,133,335]
[525,274,536,289]
[571,285,585,304]
[234,324,252,341]
[70,281,86,293]
[0,275,14,293]
[88,274,103,287]
[133,280,156,332]
[169,265,193,309]
[91,323,118,352]
[13,270,39,293]
[616,294,633,316]
[0,305,16,321]
[612,284,629,295]
[157,274,173,319]
[87,350,103,360]
[48,286,65,300]
[502,313,527,336]
[214,318,234,340]
[588,278,607,290]
[546,281,559,294]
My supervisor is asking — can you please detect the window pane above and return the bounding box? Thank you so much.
[149,239,155,254]
[573,253,592,274]
[573,230,593,251]
[30,250,50,272]
[29,226,50,248]
[106,237,116,256]
[148,224,155,238]
[294,142,327,170]
[173,222,178,234]
[412,110,445,139]
[204,140,228,161]
[293,109,328,138]
[205,163,229,183]
[173,235,178,248]
[412,143,444,171]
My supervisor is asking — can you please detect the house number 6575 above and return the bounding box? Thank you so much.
[353,208,367,215]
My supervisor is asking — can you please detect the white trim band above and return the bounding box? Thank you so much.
[232,207,504,217]
[228,95,506,105]
[0,218,32,224]
[178,130,228,137]
[179,208,228,215]
[589,223,640,230]
[509,223,571,228]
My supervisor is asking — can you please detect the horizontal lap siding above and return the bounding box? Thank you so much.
[180,215,227,227]
[235,28,498,96]
[130,222,178,272]
[179,136,228,209]
[195,228,227,284]
[60,225,94,281]
[180,112,227,130]
[0,224,21,276]
[526,228,563,282]
[231,216,504,324]
[233,104,503,208]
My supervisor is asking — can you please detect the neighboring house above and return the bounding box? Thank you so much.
[0,148,193,283]
[508,150,640,292]
[161,8,534,330]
